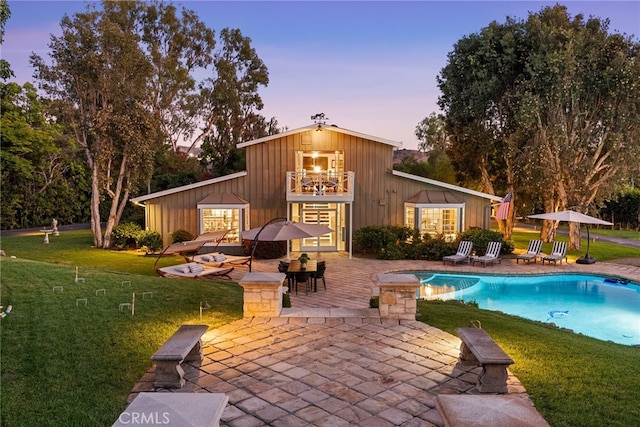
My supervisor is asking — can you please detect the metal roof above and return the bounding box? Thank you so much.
[405,190,465,204]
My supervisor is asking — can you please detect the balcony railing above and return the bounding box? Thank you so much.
[286,171,354,202]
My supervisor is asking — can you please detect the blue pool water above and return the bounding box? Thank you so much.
[411,273,640,346]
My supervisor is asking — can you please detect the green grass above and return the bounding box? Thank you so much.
[0,230,186,275]
[586,228,640,240]
[0,234,242,426]
[417,300,640,427]
[508,230,640,264]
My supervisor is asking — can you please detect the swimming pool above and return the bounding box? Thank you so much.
[410,272,640,346]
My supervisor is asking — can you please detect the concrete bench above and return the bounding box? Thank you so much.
[456,327,514,393]
[112,392,228,427]
[151,325,208,389]
[436,395,550,427]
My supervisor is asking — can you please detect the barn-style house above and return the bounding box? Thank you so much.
[131,122,501,256]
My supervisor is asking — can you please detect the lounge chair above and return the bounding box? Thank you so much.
[443,241,473,265]
[156,262,234,279]
[190,253,251,268]
[471,241,503,267]
[541,241,568,265]
[516,240,543,264]
[154,231,233,278]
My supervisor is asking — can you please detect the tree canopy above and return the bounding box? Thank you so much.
[28,0,276,246]
[437,5,640,246]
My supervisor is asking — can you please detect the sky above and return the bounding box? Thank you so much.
[2,1,639,150]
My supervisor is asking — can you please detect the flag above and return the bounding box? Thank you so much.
[496,191,512,220]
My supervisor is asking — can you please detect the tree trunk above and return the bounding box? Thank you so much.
[90,162,103,248]
[102,155,128,249]
[540,220,556,242]
[568,222,581,251]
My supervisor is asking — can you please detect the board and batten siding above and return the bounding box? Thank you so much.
[144,176,247,246]
[138,125,494,248]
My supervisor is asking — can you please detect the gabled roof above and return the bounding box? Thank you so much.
[237,124,403,149]
[392,170,503,202]
[130,171,247,203]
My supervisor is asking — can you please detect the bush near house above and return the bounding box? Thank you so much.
[110,222,143,250]
[138,231,163,253]
[459,227,514,255]
[109,223,163,253]
[354,225,398,254]
[355,225,514,260]
[171,229,194,243]
[242,239,287,259]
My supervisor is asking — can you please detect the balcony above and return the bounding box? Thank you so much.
[286,171,355,202]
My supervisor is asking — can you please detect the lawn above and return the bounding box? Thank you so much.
[1,229,639,425]
[417,300,640,427]
[1,231,242,425]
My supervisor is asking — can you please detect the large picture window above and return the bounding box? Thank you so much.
[197,193,250,245]
[405,206,463,241]
[202,208,241,243]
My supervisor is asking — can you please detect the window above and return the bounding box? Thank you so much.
[404,204,463,241]
[420,208,458,237]
[201,208,241,243]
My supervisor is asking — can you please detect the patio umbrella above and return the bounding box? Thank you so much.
[241,218,333,271]
[527,210,613,264]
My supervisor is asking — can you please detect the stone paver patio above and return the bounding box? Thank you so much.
[129,254,640,426]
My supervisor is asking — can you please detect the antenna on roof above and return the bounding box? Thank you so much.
[311,113,329,131]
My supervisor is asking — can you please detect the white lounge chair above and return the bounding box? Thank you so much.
[471,242,503,267]
[516,240,543,264]
[443,240,473,265]
[190,253,251,268]
[157,262,234,279]
[542,241,568,265]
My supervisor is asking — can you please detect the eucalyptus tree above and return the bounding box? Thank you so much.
[437,5,639,247]
[517,6,640,247]
[195,28,273,176]
[438,18,525,238]
[139,1,215,154]
[31,1,163,248]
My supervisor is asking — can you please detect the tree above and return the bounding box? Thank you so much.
[31,1,163,248]
[415,112,448,153]
[437,5,640,247]
[0,0,13,81]
[0,82,89,228]
[138,1,216,154]
[195,28,275,176]
[518,7,640,248]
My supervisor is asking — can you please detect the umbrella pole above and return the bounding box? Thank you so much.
[248,217,287,272]
[576,224,596,264]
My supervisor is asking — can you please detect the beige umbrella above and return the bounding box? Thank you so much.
[527,210,613,264]
[241,218,333,271]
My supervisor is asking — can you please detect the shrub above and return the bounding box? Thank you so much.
[138,231,163,253]
[418,234,459,260]
[354,226,397,253]
[459,228,514,255]
[242,239,286,259]
[110,222,142,250]
[369,296,379,308]
[171,229,194,243]
[378,243,406,260]
[282,292,291,308]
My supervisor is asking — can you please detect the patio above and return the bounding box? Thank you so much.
[129,255,640,426]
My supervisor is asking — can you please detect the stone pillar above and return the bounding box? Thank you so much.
[238,272,286,317]
[376,273,420,320]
